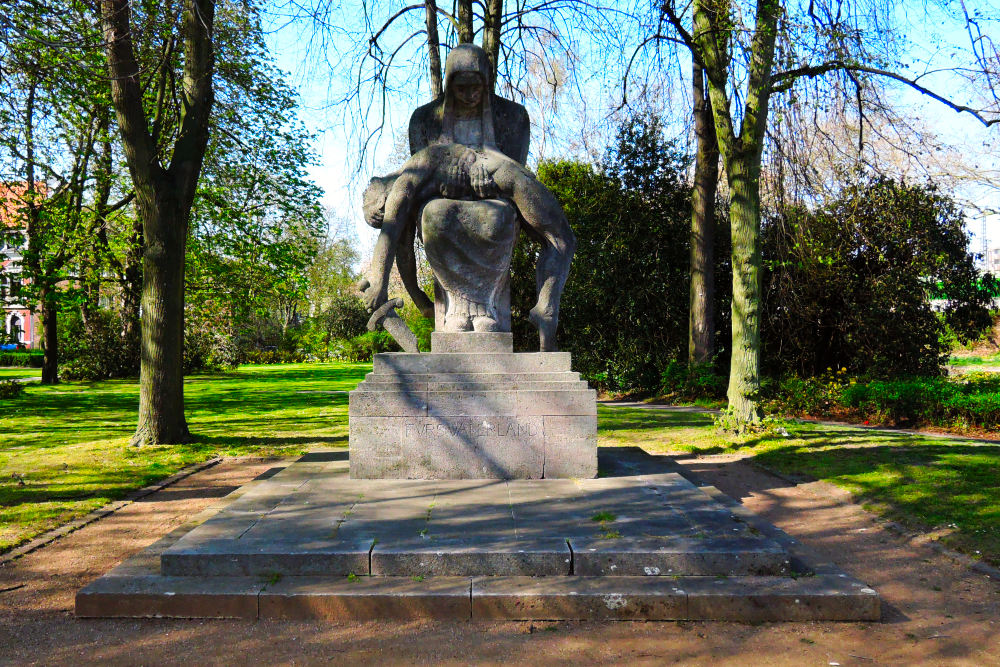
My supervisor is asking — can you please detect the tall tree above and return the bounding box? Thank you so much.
[99,0,216,445]
[662,0,1000,424]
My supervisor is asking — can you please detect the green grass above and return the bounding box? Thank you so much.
[948,353,1000,367]
[0,367,41,379]
[0,362,367,552]
[598,405,1000,566]
[2,365,997,570]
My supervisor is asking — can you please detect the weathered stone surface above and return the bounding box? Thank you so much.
[259,576,472,620]
[543,415,597,478]
[76,575,262,619]
[472,576,687,620]
[372,352,572,375]
[372,537,571,576]
[570,536,790,576]
[160,542,373,577]
[683,574,881,622]
[431,331,513,353]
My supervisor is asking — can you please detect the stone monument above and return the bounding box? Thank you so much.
[350,44,596,479]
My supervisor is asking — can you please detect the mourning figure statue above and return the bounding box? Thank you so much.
[361,44,575,351]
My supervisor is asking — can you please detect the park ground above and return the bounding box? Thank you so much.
[1,362,999,663]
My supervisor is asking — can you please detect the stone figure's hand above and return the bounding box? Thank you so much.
[469,162,497,199]
[440,161,467,198]
[364,206,384,228]
[358,278,387,313]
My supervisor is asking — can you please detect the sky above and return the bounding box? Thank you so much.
[258,1,1000,258]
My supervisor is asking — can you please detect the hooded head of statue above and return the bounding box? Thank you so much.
[441,44,497,148]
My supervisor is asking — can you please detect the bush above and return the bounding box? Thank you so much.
[762,178,995,378]
[184,329,241,373]
[333,330,400,363]
[0,379,25,400]
[659,361,727,401]
[0,351,43,368]
[59,310,139,381]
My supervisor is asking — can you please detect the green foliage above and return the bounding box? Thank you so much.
[58,310,139,381]
[0,379,25,400]
[659,361,727,401]
[762,178,995,378]
[334,331,401,363]
[0,351,44,368]
[513,114,728,393]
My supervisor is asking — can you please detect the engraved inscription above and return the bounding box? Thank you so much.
[404,418,539,440]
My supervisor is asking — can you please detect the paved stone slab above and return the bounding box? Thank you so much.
[472,576,687,620]
[259,576,472,620]
[76,575,263,619]
[161,541,373,577]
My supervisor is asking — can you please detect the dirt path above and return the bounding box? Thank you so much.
[1,455,998,666]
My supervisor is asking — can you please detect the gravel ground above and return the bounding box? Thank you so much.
[0,454,998,666]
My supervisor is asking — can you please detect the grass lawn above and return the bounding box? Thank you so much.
[0,367,41,380]
[948,353,1000,367]
[2,363,997,569]
[0,362,367,552]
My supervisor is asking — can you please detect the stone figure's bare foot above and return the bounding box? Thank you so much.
[472,315,500,332]
[529,305,558,352]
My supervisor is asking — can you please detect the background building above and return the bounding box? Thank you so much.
[1,184,40,348]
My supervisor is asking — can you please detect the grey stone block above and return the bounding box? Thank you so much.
[349,390,427,417]
[161,538,373,577]
[543,415,597,478]
[472,576,687,620]
[76,575,263,619]
[425,390,518,416]
[259,576,472,620]
[373,352,572,375]
[371,537,571,576]
[431,332,513,353]
[570,536,790,576]
[683,574,881,622]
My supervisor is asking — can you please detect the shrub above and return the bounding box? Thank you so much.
[762,178,995,378]
[659,361,727,401]
[184,329,240,373]
[59,310,139,381]
[0,351,43,368]
[0,379,25,400]
[333,331,400,363]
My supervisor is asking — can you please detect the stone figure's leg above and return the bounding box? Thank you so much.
[362,166,429,312]
[488,158,576,351]
[395,218,435,318]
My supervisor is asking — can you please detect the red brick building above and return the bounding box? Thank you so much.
[1,184,41,348]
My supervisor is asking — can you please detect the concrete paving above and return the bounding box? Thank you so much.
[76,448,880,621]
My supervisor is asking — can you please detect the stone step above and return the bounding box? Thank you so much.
[77,574,880,622]
[349,389,598,417]
[364,372,582,383]
[357,380,591,392]
[373,352,572,375]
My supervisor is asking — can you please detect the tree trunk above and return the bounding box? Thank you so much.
[132,198,190,445]
[689,61,718,365]
[457,0,473,43]
[40,283,58,384]
[482,0,503,81]
[425,0,443,98]
[725,156,763,424]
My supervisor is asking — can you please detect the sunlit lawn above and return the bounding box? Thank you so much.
[0,367,41,380]
[0,362,367,552]
[1,363,997,569]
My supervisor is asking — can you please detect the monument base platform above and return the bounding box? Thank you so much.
[349,351,597,479]
[76,449,880,621]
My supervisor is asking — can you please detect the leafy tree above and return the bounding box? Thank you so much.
[762,178,995,378]
[513,115,725,392]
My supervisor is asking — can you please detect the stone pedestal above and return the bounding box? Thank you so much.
[349,351,597,479]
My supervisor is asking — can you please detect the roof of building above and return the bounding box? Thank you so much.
[0,183,46,229]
